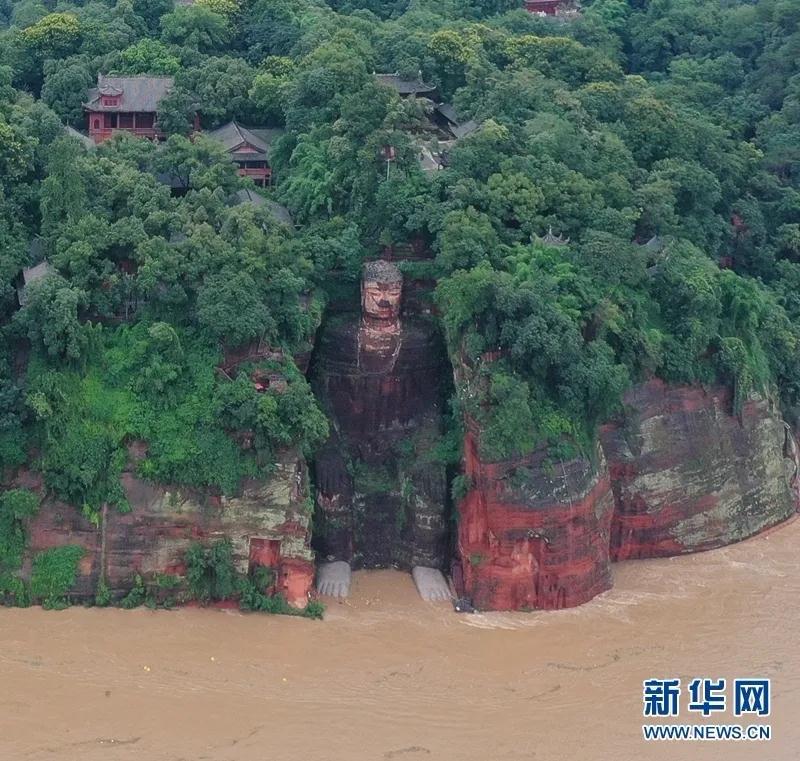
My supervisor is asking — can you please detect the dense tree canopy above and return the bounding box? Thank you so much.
[1,0,799,484]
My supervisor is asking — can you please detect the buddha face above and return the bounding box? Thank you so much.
[361,277,402,322]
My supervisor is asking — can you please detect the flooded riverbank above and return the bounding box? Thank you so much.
[1,519,798,761]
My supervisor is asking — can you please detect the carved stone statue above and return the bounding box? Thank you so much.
[312,261,451,600]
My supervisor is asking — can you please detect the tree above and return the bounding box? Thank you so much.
[250,70,290,125]
[157,90,196,136]
[436,208,502,274]
[196,269,270,345]
[40,59,93,126]
[176,56,257,126]
[115,39,181,75]
[160,5,231,54]
[243,0,303,60]
[17,275,88,361]
[132,0,174,33]
[19,12,82,59]
[154,134,241,193]
[0,115,34,189]
[466,0,519,18]
[195,0,240,17]
[40,136,88,240]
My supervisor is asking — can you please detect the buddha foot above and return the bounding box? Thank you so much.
[411,567,452,602]
[316,561,352,598]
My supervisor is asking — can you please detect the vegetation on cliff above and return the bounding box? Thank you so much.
[0,0,799,585]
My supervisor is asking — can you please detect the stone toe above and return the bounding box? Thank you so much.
[411,566,452,602]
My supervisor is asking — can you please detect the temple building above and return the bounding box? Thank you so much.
[84,75,175,144]
[16,257,53,307]
[233,188,294,226]
[206,122,283,187]
[416,104,480,174]
[524,0,561,14]
[431,104,479,140]
[375,72,436,98]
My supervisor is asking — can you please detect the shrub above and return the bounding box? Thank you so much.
[0,488,40,573]
[30,545,84,609]
[94,578,112,607]
[240,570,324,619]
[450,474,472,503]
[185,539,238,602]
[0,573,30,607]
[119,573,148,609]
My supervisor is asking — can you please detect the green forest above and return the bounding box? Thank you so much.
[1,0,799,528]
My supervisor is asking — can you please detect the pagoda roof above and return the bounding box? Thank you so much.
[84,75,174,112]
[539,227,569,246]
[63,125,96,150]
[375,72,436,96]
[22,260,53,286]
[433,103,480,139]
[206,122,284,160]
[233,189,294,226]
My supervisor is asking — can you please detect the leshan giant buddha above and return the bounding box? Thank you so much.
[312,261,451,600]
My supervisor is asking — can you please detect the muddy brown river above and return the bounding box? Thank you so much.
[1,519,798,761]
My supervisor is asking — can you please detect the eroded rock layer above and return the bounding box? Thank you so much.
[454,381,798,611]
[599,380,798,561]
[456,427,614,611]
[18,449,314,608]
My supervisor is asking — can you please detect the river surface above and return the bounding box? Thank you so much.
[1,519,798,761]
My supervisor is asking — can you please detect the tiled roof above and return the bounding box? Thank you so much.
[435,103,459,125]
[375,73,436,96]
[63,125,96,149]
[22,260,53,285]
[643,235,666,252]
[233,189,294,226]
[207,121,266,153]
[84,75,174,112]
[433,103,480,139]
[451,120,479,139]
[206,122,284,160]
[18,258,54,305]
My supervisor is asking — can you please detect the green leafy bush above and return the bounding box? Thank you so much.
[0,488,39,573]
[185,543,324,618]
[185,539,239,602]
[30,546,84,609]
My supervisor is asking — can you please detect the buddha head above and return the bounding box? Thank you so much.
[361,260,402,324]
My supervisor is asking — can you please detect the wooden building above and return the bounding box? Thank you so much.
[207,122,283,187]
[16,240,53,307]
[375,73,436,98]
[233,188,294,227]
[524,0,561,14]
[84,75,175,144]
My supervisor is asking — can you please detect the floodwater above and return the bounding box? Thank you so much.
[2,521,799,761]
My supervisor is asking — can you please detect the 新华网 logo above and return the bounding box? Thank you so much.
[641,678,771,742]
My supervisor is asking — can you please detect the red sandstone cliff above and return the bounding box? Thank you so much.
[17,449,315,608]
[456,427,614,611]
[600,380,798,561]
[455,381,798,612]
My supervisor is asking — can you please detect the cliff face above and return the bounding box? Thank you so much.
[19,449,314,608]
[600,380,798,561]
[456,428,614,611]
[312,316,450,569]
[454,381,798,611]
